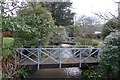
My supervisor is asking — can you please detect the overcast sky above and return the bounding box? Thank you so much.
[71,0,118,20]
[5,0,119,22]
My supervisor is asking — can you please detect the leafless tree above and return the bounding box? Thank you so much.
[94,10,119,32]
[76,15,102,38]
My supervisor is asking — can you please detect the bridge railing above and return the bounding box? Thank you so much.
[32,45,93,48]
[16,46,101,69]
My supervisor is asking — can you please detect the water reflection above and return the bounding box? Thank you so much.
[63,67,82,78]
[30,67,82,78]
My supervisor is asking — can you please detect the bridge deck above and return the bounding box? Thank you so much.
[19,57,99,65]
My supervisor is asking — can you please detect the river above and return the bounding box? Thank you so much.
[30,67,83,78]
[29,44,89,79]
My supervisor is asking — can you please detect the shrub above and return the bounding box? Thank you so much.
[2,38,29,79]
[99,31,120,78]
[82,69,101,80]
[74,37,99,46]
[65,25,81,37]
[49,27,68,45]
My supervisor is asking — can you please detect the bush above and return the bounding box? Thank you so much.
[49,27,68,45]
[74,37,99,46]
[65,25,81,37]
[2,38,30,79]
[91,49,99,57]
[82,69,101,80]
[99,31,120,78]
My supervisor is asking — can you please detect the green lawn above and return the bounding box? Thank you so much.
[0,72,2,79]
[3,37,14,57]
[3,37,14,47]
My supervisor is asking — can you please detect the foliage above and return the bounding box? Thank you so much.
[91,49,99,57]
[74,37,99,46]
[2,2,54,79]
[2,38,29,79]
[82,69,101,80]
[102,19,119,39]
[15,2,54,47]
[82,70,91,78]
[17,70,30,78]
[49,27,68,45]
[2,51,29,79]
[3,37,14,47]
[65,25,81,37]
[2,37,14,57]
[2,2,54,47]
[99,31,120,78]
[42,2,75,26]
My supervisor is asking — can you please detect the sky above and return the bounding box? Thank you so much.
[70,0,119,20]
[5,0,119,21]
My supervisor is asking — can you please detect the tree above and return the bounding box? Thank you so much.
[76,15,102,38]
[76,15,101,34]
[2,1,55,78]
[94,11,120,40]
[5,2,54,47]
[87,4,120,79]
[2,2,55,47]
[1,1,33,78]
[102,19,120,39]
[42,2,75,26]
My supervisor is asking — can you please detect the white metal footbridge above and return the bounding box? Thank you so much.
[16,45,101,69]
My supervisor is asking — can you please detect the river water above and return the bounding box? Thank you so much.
[30,44,85,79]
[30,67,82,78]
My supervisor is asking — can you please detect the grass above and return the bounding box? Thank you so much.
[3,37,14,47]
[3,37,14,57]
[0,73,2,80]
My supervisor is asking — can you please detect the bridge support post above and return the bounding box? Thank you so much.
[97,48,101,60]
[38,63,40,69]
[79,62,81,68]
[79,51,82,68]
[59,61,61,68]
[59,49,62,68]
[38,48,40,69]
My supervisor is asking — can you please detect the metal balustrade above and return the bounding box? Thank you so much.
[16,46,101,69]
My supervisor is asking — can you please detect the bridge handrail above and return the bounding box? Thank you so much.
[30,45,93,48]
[16,47,101,69]
[16,47,100,50]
